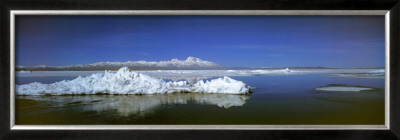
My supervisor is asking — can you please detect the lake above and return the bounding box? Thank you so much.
[15,69,385,124]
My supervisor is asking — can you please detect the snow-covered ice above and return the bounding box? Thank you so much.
[315,86,374,92]
[193,77,249,94]
[17,70,31,73]
[251,68,292,75]
[329,73,384,79]
[16,67,250,95]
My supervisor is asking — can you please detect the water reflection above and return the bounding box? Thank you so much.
[17,93,250,116]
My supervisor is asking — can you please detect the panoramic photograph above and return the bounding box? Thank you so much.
[14,15,385,125]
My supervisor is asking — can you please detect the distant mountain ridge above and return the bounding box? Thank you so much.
[16,57,226,71]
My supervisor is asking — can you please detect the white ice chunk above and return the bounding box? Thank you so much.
[315,86,373,92]
[193,77,250,94]
[16,67,250,95]
[251,68,292,75]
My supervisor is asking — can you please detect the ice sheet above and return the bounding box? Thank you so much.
[16,67,250,95]
[315,86,374,92]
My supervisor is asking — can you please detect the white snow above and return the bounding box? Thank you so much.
[19,56,224,70]
[315,86,373,92]
[251,68,292,75]
[368,69,385,73]
[17,70,31,73]
[193,77,249,94]
[16,67,250,95]
[329,73,384,79]
[16,71,100,77]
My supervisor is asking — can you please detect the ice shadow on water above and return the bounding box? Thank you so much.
[17,93,250,117]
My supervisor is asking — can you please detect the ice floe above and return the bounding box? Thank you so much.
[315,87,373,92]
[16,67,250,95]
[314,84,380,92]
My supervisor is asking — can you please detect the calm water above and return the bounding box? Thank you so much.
[15,74,385,124]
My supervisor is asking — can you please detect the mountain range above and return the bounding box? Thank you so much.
[16,57,225,71]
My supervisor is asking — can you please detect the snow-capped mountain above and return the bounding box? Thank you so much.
[17,57,225,71]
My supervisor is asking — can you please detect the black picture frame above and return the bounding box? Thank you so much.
[1,0,399,139]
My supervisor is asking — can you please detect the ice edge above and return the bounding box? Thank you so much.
[16,67,250,95]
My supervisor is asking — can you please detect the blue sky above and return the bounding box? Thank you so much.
[16,15,385,68]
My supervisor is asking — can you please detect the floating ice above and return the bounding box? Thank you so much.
[329,73,384,79]
[315,86,373,92]
[193,77,249,94]
[252,68,290,74]
[368,69,385,73]
[314,84,379,92]
[16,67,250,95]
[17,70,31,73]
